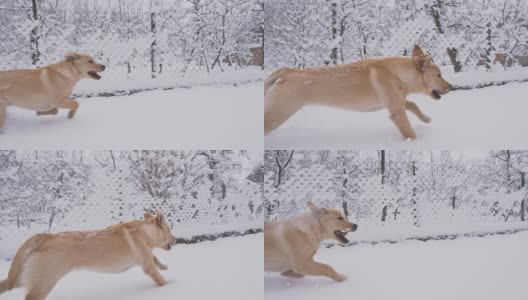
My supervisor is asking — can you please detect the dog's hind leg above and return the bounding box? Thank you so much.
[405,100,431,123]
[264,98,303,135]
[54,97,79,119]
[36,108,59,116]
[293,260,347,282]
[25,280,58,300]
[153,255,168,271]
[281,270,304,278]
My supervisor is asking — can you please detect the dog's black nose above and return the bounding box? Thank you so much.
[100,65,106,71]
[447,83,453,91]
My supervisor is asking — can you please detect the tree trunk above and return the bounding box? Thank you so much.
[274,150,294,188]
[380,150,385,184]
[342,201,349,218]
[150,12,158,78]
[430,0,444,34]
[506,150,511,193]
[447,47,462,72]
[261,2,265,70]
[521,200,525,222]
[381,205,387,222]
[330,1,337,65]
[30,0,40,66]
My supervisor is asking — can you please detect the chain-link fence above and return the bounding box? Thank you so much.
[265,0,528,72]
[0,150,264,245]
[0,1,264,81]
[264,150,528,241]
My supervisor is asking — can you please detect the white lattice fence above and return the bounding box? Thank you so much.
[0,162,263,243]
[265,0,527,71]
[0,7,260,82]
[264,162,528,239]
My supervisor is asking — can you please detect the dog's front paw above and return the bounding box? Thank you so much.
[403,133,416,141]
[68,110,77,119]
[421,115,432,123]
[334,273,347,282]
[156,279,168,287]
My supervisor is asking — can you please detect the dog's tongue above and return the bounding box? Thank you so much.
[334,230,349,243]
[88,71,101,80]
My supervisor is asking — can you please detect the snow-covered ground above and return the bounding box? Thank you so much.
[0,233,263,300]
[265,81,528,149]
[0,82,262,149]
[264,231,528,300]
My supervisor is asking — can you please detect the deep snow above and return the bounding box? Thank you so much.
[0,82,262,150]
[264,231,528,300]
[265,82,528,149]
[0,233,263,300]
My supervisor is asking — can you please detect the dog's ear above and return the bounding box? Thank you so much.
[414,55,432,70]
[155,210,165,227]
[144,211,155,220]
[308,201,326,217]
[412,45,425,58]
[65,52,82,61]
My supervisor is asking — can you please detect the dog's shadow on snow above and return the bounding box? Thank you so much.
[49,272,177,300]
[3,111,75,133]
[266,121,432,148]
[264,273,345,292]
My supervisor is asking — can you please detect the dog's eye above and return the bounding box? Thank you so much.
[88,60,94,63]
[337,217,344,221]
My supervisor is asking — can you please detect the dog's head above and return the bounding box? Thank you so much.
[412,45,450,100]
[65,52,106,80]
[145,210,177,251]
[308,201,357,244]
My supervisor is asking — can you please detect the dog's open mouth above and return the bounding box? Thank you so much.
[87,71,101,80]
[334,230,349,244]
[431,90,442,100]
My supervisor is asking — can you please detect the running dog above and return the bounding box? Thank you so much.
[264,201,358,282]
[0,210,176,300]
[0,52,105,128]
[264,45,451,139]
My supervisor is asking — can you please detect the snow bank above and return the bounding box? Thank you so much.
[325,222,528,248]
[74,68,265,97]
[446,68,528,90]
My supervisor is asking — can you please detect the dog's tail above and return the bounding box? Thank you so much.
[6,234,46,291]
[264,68,290,95]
